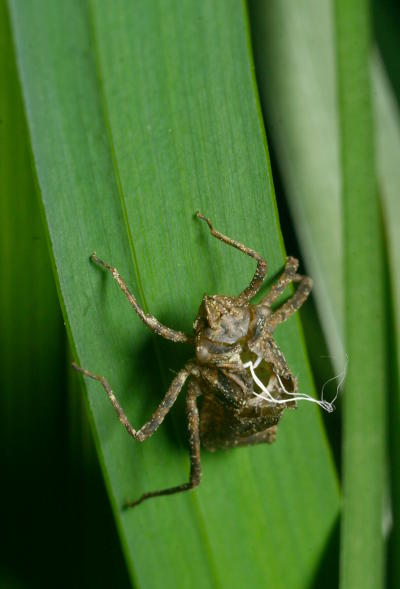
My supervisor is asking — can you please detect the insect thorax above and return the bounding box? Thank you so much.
[193,294,272,367]
[192,294,298,450]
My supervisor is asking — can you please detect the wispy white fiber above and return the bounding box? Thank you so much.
[242,355,347,413]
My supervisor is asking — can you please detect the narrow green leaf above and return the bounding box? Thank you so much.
[249,0,400,383]
[250,0,399,584]
[249,0,344,371]
[1,2,131,585]
[334,1,386,587]
[9,0,339,586]
[372,54,400,587]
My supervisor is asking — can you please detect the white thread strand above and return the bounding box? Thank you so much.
[320,354,348,407]
[243,354,346,413]
[253,355,263,369]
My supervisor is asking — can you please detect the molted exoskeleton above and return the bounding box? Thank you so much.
[73,212,324,508]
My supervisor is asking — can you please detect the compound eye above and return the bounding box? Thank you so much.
[196,344,209,363]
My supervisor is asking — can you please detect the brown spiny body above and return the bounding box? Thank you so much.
[73,212,312,508]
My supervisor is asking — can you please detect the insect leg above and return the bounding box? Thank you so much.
[90,253,192,344]
[196,212,267,302]
[125,379,202,508]
[268,274,312,329]
[261,256,299,306]
[72,362,192,442]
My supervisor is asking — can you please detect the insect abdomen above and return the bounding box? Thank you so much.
[199,394,280,451]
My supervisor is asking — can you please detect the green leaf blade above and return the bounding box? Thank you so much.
[373,54,400,586]
[250,0,399,586]
[335,1,386,587]
[9,0,340,586]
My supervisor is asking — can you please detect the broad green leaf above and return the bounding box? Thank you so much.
[9,0,339,587]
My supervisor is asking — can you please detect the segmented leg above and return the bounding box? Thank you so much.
[72,362,193,442]
[261,256,299,306]
[90,253,192,344]
[269,274,312,329]
[125,379,202,508]
[196,212,267,303]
